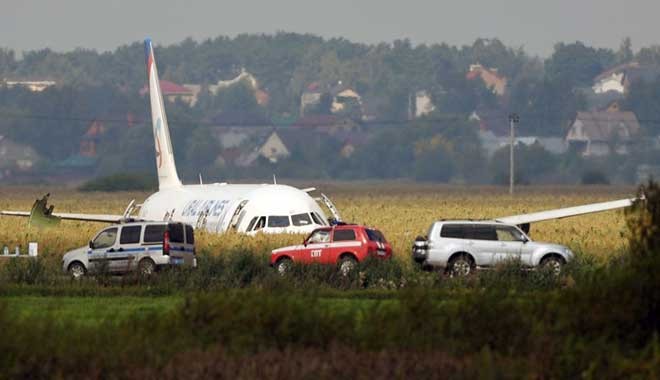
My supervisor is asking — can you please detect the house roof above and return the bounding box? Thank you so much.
[571,111,641,141]
[594,61,660,84]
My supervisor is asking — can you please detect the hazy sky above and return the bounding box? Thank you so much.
[2,0,658,57]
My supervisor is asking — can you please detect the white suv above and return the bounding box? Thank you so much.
[412,221,573,276]
[62,221,196,278]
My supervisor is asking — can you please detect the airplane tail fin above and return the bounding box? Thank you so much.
[145,38,182,189]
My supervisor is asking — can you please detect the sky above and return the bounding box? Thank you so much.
[1,0,658,57]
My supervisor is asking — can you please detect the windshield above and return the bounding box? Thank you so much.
[93,227,117,249]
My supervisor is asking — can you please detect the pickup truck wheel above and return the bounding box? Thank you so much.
[540,255,564,275]
[68,262,86,279]
[338,256,357,277]
[275,258,292,276]
[138,258,156,276]
[447,254,474,278]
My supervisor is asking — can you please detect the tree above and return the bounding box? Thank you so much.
[545,42,615,88]
[617,37,634,64]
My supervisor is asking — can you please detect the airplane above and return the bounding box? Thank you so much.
[1,39,334,235]
[0,39,639,235]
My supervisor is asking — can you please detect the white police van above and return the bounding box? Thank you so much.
[62,221,196,278]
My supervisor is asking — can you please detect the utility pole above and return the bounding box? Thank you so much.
[509,113,519,195]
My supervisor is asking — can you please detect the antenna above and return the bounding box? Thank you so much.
[199,173,203,185]
[273,174,277,185]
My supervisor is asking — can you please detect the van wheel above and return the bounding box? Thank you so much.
[338,256,357,277]
[540,255,565,275]
[275,258,292,276]
[68,262,86,279]
[138,258,156,276]
[447,254,474,278]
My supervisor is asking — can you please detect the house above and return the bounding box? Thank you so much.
[0,136,40,178]
[469,107,510,136]
[257,131,290,163]
[2,80,56,92]
[140,80,196,105]
[80,120,106,157]
[566,111,641,156]
[300,81,363,116]
[466,64,507,96]
[414,90,435,118]
[593,62,660,94]
[207,70,269,106]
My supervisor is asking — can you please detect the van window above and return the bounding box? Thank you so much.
[120,225,142,244]
[333,229,356,241]
[467,225,498,241]
[185,224,194,244]
[292,213,312,226]
[168,223,184,243]
[93,227,117,249]
[440,224,467,239]
[268,216,290,228]
[144,225,167,244]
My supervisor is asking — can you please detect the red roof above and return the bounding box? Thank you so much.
[140,80,192,96]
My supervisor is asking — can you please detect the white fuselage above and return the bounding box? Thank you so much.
[138,183,328,234]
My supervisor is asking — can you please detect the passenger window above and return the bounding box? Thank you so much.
[307,230,330,244]
[468,226,498,241]
[496,226,524,242]
[333,229,356,241]
[268,216,290,228]
[292,213,312,226]
[143,225,167,244]
[440,225,466,239]
[93,227,118,249]
[254,216,266,231]
[120,225,142,244]
[168,223,184,243]
[185,224,194,244]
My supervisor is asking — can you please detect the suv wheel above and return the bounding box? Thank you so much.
[448,254,474,277]
[540,256,564,275]
[275,258,292,276]
[68,262,86,279]
[338,256,357,277]
[138,258,156,276]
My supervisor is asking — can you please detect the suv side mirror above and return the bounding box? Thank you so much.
[88,240,94,249]
[303,239,308,247]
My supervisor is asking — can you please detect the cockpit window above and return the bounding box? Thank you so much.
[253,216,266,231]
[246,217,258,232]
[311,212,325,226]
[267,216,290,228]
[292,213,312,226]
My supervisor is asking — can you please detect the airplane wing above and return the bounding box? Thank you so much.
[0,210,124,223]
[495,198,635,226]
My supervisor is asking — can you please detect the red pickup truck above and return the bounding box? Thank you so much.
[270,224,392,275]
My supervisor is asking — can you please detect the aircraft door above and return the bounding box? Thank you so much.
[229,200,249,231]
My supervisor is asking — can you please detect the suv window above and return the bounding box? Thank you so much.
[467,225,498,241]
[307,229,330,244]
[495,226,525,242]
[120,225,142,244]
[185,224,194,244]
[333,229,356,241]
[366,229,386,243]
[144,225,166,244]
[168,223,184,243]
[93,227,117,249]
[440,224,467,239]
